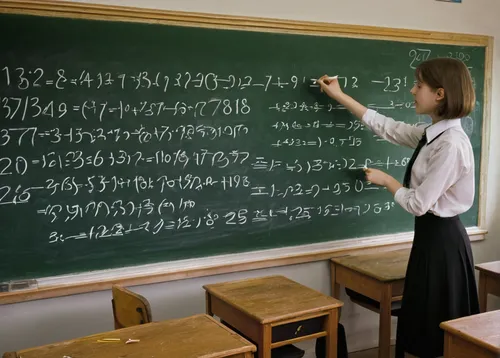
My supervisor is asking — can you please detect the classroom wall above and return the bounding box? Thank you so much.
[2,0,500,354]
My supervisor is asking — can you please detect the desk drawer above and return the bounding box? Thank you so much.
[272,316,324,342]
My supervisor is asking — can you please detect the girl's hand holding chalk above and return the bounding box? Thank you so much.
[363,167,389,187]
[316,74,344,100]
[313,76,338,83]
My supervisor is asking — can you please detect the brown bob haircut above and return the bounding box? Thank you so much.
[415,57,475,119]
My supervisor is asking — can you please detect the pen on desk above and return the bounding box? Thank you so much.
[126,338,141,344]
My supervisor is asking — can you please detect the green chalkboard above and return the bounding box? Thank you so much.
[0,10,487,282]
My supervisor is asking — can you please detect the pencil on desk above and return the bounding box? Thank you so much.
[97,338,121,343]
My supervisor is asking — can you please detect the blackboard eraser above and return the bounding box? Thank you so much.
[0,279,38,292]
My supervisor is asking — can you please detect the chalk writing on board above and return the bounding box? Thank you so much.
[0,153,410,180]
[0,47,476,245]
[272,120,365,132]
[46,200,398,243]
[1,68,336,91]
[4,176,388,203]
[37,194,397,224]
[371,76,410,93]
[409,49,473,71]
[0,64,475,94]
[409,49,432,69]
[270,136,363,148]
[0,97,252,121]
[447,52,471,62]
[0,127,399,151]
[0,125,251,146]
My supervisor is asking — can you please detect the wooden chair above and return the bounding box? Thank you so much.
[2,353,18,358]
[3,285,153,357]
[111,284,152,329]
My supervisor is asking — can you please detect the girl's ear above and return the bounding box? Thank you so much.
[436,88,445,101]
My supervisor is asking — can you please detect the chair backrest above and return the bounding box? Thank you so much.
[2,352,19,358]
[111,284,152,329]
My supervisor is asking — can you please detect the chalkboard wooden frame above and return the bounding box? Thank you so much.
[0,0,492,304]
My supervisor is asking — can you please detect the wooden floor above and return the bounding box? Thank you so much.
[299,343,396,358]
[350,347,421,358]
[350,346,395,358]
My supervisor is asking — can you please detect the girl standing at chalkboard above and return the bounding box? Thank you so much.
[317,58,479,358]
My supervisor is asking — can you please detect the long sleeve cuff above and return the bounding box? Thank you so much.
[394,186,409,210]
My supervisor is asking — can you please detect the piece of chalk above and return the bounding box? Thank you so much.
[100,338,121,341]
[312,75,338,83]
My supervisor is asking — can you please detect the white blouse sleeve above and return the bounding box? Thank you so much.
[394,140,465,216]
[361,109,425,149]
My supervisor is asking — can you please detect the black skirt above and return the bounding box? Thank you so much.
[396,213,479,358]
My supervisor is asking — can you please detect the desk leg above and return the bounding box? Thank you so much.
[330,262,341,299]
[205,292,213,316]
[478,272,487,313]
[443,333,452,358]
[330,262,342,321]
[325,309,339,358]
[257,324,271,358]
[379,284,392,358]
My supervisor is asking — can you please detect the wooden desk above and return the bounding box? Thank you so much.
[330,248,411,358]
[440,310,500,358]
[3,314,256,358]
[476,261,500,312]
[203,275,343,358]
